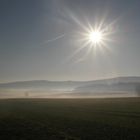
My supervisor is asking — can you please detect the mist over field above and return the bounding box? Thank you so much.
[0,77,140,98]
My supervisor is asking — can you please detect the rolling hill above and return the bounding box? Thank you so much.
[0,77,140,98]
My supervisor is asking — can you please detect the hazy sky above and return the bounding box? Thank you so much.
[0,0,140,82]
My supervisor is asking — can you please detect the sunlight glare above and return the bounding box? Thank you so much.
[89,30,103,44]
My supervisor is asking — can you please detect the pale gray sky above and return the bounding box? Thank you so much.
[0,0,140,82]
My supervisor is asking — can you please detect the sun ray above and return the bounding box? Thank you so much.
[66,40,91,62]
[63,12,117,64]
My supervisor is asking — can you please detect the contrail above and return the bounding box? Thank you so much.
[40,34,65,46]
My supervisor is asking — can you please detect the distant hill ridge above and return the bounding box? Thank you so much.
[0,76,140,85]
[0,76,140,98]
[0,76,140,96]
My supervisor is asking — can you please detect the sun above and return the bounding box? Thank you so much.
[89,30,103,44]
[67,19,116,63]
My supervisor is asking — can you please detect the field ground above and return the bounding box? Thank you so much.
[0,97,140,140]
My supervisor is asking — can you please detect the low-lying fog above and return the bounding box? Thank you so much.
[0,77,140,98]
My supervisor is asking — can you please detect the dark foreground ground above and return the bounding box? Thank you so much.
[0,98,140,140]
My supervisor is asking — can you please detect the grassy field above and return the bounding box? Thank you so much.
[0,98,140,140]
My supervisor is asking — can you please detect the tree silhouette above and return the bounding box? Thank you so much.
[25,92,29,98]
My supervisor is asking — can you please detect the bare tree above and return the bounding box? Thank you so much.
[25,91,29,98]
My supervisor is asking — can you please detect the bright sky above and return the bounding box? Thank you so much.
[0,0,140,82]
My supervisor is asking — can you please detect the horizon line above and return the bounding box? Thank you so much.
[1,75,140,84]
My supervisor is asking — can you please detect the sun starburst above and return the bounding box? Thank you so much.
[64,12,117,63]
[88,30,103,44]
